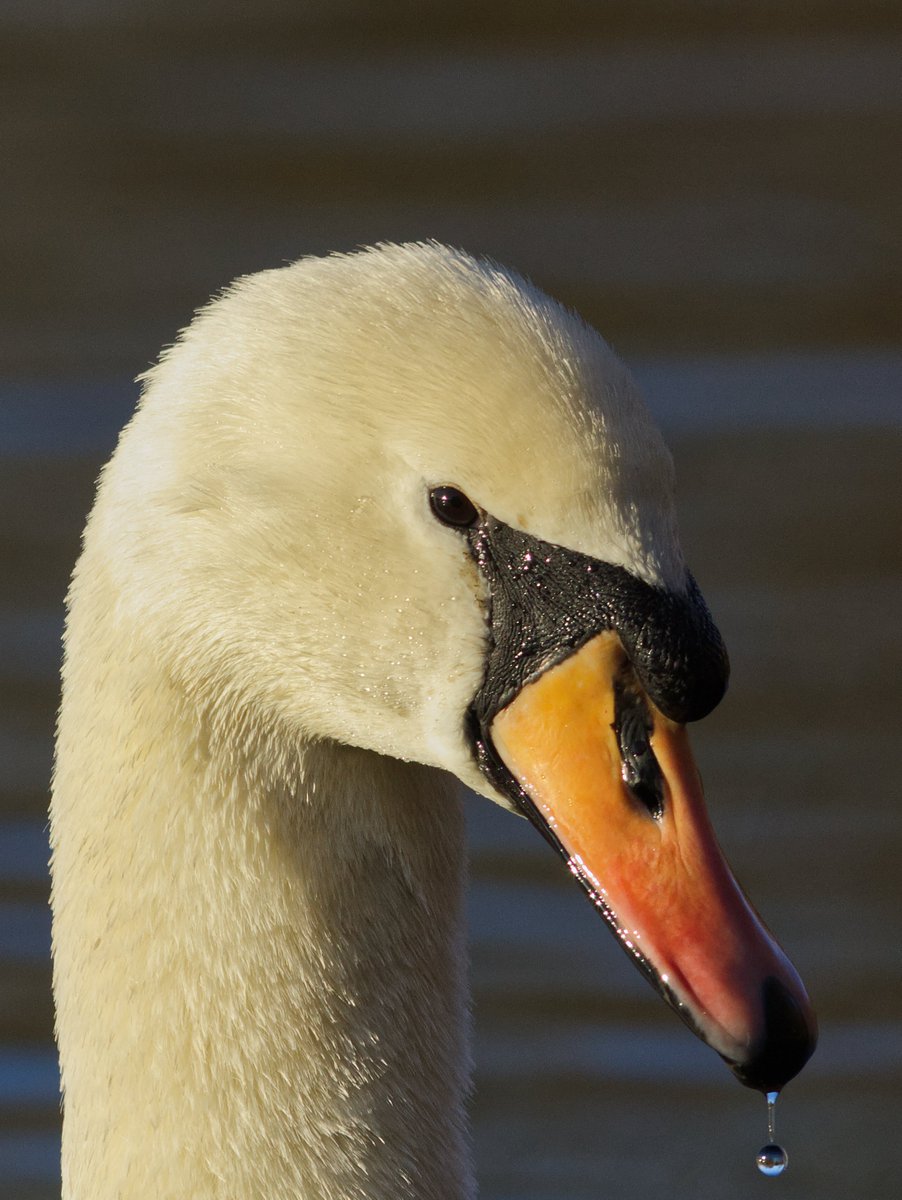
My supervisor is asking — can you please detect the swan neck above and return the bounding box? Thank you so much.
[52,623,473,1200]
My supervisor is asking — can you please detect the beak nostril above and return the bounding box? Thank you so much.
[613,676,664,820]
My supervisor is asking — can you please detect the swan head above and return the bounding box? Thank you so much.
[95,241,815,1094]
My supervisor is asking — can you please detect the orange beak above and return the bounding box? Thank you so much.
[488,630,817,1091]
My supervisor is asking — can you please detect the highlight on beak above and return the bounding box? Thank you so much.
[486,630,817,1093]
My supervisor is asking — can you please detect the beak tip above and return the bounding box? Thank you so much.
[728,975,818,1093]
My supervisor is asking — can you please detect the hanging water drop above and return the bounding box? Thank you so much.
[756,1091,788,1177]
[756,1144,788,1177]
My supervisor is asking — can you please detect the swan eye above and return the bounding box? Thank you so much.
[429,486,479,529]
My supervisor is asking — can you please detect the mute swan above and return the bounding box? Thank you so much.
[51,242,816,1199]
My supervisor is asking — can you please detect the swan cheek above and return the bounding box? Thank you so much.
[487,630,817,1094]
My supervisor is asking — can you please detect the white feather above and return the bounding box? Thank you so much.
[51,242,684,1198]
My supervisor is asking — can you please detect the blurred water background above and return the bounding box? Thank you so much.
[1,3,901,1198]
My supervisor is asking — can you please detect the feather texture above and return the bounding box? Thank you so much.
[51,243,683,1198]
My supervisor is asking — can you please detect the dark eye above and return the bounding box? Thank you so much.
[428,486,479,529]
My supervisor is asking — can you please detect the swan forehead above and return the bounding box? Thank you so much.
[168,243,683,590]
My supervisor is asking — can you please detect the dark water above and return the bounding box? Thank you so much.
[2,5,902,1198]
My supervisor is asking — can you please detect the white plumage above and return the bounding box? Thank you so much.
[51,243,689,1198]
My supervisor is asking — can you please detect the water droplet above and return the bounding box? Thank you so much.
[766,1091,778,1141]
[756,1144,788,1177]
[756,1091,788,1176]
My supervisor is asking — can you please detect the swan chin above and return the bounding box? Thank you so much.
[51,242,815,1199]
